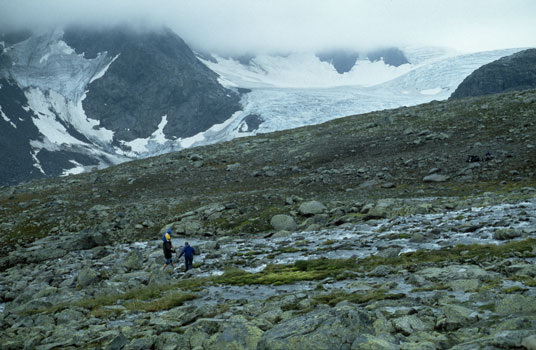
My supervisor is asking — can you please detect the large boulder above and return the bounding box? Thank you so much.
[122,249,144,271]
[210,315,263,350]
[495,294,536,315]
[270,214,297,232]
[298,201,327,216]
[77,267,99,287]
[257,304,372,350]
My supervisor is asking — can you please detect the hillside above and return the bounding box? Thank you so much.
[1,89,535,349]
[450,48,536,99]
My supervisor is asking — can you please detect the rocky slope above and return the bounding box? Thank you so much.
[0,89,535,349]
[450,48,536,99]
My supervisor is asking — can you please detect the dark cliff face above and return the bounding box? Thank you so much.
[367,47,409,67]
[63,26,242,142]
[450,48,536,99]
[0,78,42,185]
[317,47,409,74]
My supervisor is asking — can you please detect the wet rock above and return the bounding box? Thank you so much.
[270,214,297,232]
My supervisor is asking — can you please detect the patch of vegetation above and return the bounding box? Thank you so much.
[125,291,196,312]
[357,238,536,272]
[205,239,536,288]
[502,286,528,294]
[231,206,287,234]
[25,282,196,316]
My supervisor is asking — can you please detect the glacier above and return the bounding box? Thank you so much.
[181,47,524,148]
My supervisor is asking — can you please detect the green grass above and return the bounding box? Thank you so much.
[125,291,196,312]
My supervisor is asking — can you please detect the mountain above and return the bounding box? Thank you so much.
[1,88,535,349]
[450,48,536,99]
[0,26,526,187]
[0,26,241,186]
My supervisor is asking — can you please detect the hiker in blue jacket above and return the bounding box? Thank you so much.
[161,229,176,270]
[178,242,194,272]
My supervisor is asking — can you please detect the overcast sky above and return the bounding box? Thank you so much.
[1,0,535,54]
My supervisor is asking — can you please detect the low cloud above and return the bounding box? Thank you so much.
[1,0,535,54]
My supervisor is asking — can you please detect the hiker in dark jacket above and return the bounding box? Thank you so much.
[178,242,194,272]
[161,229,175,270]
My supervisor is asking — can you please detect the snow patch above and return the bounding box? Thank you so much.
[25,87,114,149]
[39,53,51,64]
[61,160,86,176]
[89,54,120,84]
[119,115,171,156]
[0,105,17,128]
[30,150,46,175]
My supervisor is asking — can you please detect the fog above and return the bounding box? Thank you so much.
[1,0,535,54]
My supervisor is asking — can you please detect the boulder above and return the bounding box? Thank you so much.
[210,315,263,350]
[257,304,372,350]
[495,294,536,315]
[77,267,99,287]
[423,174,450,183]
[417,265,492,282]
[493,228,522,240]
[351,334,400,350]
[270,214,297,232]
[436,304,479,331]
[298,201,327,216]
[391,315,432,336]
[148,270,175,286]
[122,249,144,271]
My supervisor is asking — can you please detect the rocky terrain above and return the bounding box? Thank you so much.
[1,88,535,349]
[451,49,536,99]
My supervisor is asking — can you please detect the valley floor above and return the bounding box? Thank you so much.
[1,193,535,349]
